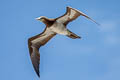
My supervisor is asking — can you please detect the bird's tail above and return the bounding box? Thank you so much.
[67,30,81,39]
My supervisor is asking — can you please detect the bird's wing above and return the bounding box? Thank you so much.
[28,27,56,77]
[56,6,100,25]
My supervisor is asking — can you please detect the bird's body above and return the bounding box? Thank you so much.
[28,6,99,77]
[50,21,68,35]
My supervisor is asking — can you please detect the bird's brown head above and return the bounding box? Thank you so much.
[36,16,54,27]
[36,16,48,23]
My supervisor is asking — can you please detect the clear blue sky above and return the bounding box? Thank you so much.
[0,0,120,80]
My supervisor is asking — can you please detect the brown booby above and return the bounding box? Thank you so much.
[28,6,99,77]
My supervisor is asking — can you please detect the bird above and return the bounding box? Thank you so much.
[28,6,99,77]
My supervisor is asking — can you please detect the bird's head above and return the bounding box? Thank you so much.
[35,16,48,22]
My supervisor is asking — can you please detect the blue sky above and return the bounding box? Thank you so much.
[0,0,120,80]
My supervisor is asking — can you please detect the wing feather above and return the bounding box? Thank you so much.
[56,6,100,25]
[28,28,56,77]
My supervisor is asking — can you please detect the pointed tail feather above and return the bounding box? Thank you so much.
[67,30,81,39]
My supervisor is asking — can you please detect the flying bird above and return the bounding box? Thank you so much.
[28,6,99,77]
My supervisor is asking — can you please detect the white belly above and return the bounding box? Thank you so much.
[50,22,68,35]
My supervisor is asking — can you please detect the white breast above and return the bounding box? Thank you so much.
[50,22,68,35]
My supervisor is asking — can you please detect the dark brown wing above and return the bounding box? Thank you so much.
[28,27,56,77]
[56,6,100,25]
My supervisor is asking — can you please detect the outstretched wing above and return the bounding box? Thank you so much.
[28,28,56,77]
[56,6,100,25]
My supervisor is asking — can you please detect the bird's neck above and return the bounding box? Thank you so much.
[42,19,55,27]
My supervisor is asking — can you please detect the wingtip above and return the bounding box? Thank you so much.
[79,36,82,39]
[36,72,40,78]
[96,23,101,26]
[34,66,40,78]
[89,18,101,26]
[66,6,100,26]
